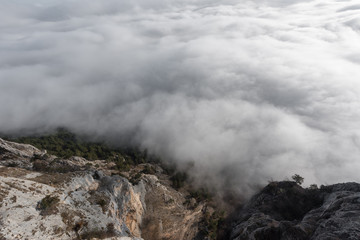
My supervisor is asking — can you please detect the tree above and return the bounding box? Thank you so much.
[292,174,304,185]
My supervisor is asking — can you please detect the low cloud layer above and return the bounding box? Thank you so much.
[1,0,360,196]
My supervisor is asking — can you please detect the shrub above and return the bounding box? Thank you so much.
[292,174,304,185]
[36,195,60,215]
[170,172,187,189]
[6,162,18,168]
[189,188,212,202]
[79,223,116,239]
[73,220,87,235]
[96,198,108,213]
[130,172,142,185]
[141,165,156,175]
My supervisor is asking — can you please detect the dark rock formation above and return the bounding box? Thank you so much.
[228,181,360,240]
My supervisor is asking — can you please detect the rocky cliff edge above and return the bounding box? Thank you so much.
[0,138,209,240]
[229,181,360,240]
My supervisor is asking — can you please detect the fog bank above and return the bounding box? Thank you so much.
[1,0,360,196]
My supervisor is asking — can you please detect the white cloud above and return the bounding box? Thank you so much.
[1,0,360,196]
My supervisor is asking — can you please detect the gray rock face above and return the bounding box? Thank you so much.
[0,138,44,158]
[0,138,208,240]
[0,138,45,169]
[229,181,360,240]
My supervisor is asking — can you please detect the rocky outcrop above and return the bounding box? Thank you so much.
[4,137,360,240]
[0,138,44,158]
[0,138,208,240]
[140,174,206,240]
[229,181,360,240]
[0,138,45,169]
[0,168,146,239]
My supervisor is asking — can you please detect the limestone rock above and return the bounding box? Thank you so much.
[0,138,207,240]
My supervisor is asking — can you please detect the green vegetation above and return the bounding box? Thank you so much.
[37,195,59,210]
[79,223,115,240]
[32,158,79,173]
[292,174,304,185]
[96,198,107,208]
[130,172,142,185]
[36,195,60,215]
[206,211,225,240]
[189,188,212,202]
[141,165,156,174]
[6,162,18,168]
[73,220,115,240]
[2,128,226,239]
[12,128,149,167]
[198,210,225,240]
[170,172,188,189]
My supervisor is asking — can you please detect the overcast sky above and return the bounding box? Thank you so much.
[1,0,360,196]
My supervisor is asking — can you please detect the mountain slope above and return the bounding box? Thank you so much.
[0,138,215,240]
